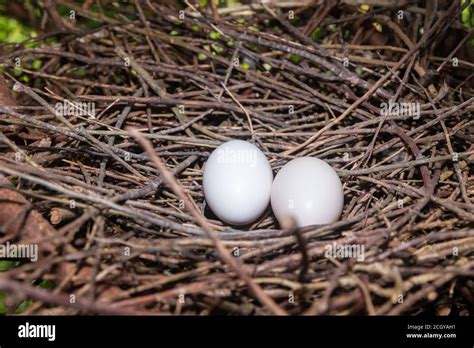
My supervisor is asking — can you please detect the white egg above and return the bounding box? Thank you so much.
[203,140,273,225]
[271,157,344,228]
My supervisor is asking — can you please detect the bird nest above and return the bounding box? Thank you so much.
[0,0,472,315]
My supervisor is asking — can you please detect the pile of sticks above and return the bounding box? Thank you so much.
[0,0,472,315]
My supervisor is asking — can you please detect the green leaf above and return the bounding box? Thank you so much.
[0,260,19,271]
[0,292,8,314]
[311,27,326,42]
[226,0,242,7]
[212,44,224,54]
[25,42,38,49]
[32,59,42,70]
[210,32,221,40]
[0,16,36,44]
[38,279,55,289]
[12,67,23,77]
[15,299,33,314]
[290,54,302,63]
[73,67,86,78]
[461,0,474,27]
[197,53,208,61]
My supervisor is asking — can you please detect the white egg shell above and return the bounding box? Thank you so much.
[203,140,273,225]
[271,157,344,228]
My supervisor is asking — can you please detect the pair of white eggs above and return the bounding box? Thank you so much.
[202,140,344,228]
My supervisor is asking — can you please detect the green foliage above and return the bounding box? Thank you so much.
[14,299,33,314]
[38,279,55,289]
[11,67,22,77]
[210,32,221,40]
[0,260,56,314]
[0,279,55,314]
[0,15,36,44]
[460,0,474,47]
[0,260,19,271]
[73,67,87,78]
[0,292,7,314]
[211,44,224,53]
[311,27,327,42]
[225,0,242,8]
[199,0,241,7]
[290,54,302,63]
[0,294,34,315]
[32,59,42,70]
[461,0,474,27]
[0,260,19,314]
